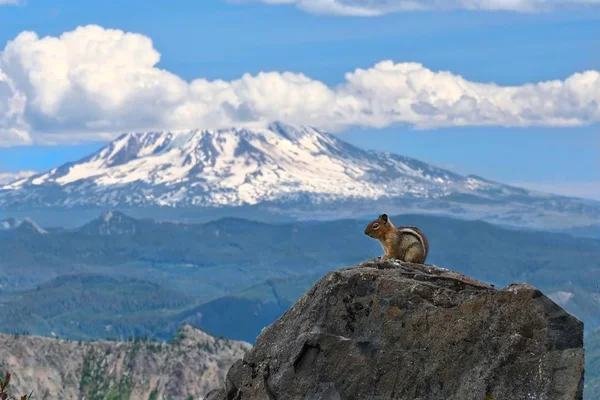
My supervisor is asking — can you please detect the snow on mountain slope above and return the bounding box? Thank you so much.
[0,122,597,229]
[0,122,468,205]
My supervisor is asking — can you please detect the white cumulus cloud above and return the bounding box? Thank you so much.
[233,0,600,15]
[0,25,599,146]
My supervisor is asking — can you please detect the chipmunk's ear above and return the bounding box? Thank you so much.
[380,214,388,223]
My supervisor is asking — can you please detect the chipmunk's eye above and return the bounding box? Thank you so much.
[372,223,380,229]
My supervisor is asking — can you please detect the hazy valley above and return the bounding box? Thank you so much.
[0,211,598,343]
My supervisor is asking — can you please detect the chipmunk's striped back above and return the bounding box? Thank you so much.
[397,226,429,260]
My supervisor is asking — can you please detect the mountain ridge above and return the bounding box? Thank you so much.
[0,210,598,342]
[1,121,597,230]
[0,324,250,399]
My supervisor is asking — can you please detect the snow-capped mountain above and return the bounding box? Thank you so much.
[1,122,469,206]
[0,122,597,229]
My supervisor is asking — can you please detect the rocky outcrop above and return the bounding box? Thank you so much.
[207,259,585,400]
[0,324,250,399]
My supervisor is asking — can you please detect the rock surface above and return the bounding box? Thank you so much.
[207,259,585,400]
[0,324,250,399]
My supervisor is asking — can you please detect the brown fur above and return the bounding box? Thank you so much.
[364,214,429,264]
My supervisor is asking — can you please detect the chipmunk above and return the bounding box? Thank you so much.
[364,214,429,264]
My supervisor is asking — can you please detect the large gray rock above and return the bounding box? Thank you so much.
[207,259,585,400]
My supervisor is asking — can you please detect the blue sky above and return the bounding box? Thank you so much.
[0,0,598,198]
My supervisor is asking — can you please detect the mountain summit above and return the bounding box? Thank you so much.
[0,122,470,206]
[0,122,597,229]
[79,210,140,236]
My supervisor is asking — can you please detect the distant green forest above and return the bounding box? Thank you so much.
[0,212,598,343]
